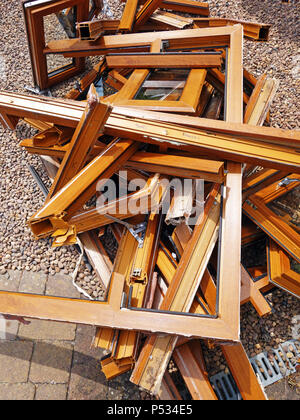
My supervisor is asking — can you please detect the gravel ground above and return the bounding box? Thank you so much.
[0,0,299,399]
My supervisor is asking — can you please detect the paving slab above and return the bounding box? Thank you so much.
[68,325,109,400]
[74,325,100,354]
[46,274,80,299]
[0,270,22,292]
[68,370,109,400]
[266,376,300,401]
[118,372,141,400]
[35,384,68,400]
[19,271,47,294]
[68,325,140,400]
[30,341,73,384]
[0,383,35,400]
[18,319,76,341]
[0,341,33,383]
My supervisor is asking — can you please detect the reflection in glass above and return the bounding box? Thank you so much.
[267,186,300,233]
[135,69,190,101]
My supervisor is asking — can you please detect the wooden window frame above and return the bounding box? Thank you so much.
[243,173,300,263]
[22,0,89,90]
[0,26,243,341]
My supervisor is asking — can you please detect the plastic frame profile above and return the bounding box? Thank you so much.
[193,18,271,41]
[44,25,238,57]
[267,239,300,298]
[102,37,209,114]
[129,26,243,394]
[0,91,299,169]
[67,173,168,235]
[134,0,163,29]
[21,139,226,182]
[105,51,223,69]
[127,184,224,320]
[46,86,112,200]
[123,0,210,17]
[118,0,140,33]
[27,138,139,242]
[99,212,163,379]
[243,173,300,263]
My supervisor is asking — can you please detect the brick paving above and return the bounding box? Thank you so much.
[0,270,141,400]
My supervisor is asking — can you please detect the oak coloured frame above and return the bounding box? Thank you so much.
[104,67,208,113]
[267,239,300,298]
[0,25,244,342]
[243,173,300,263]
[0,165,239,341]
[22,0,89,90]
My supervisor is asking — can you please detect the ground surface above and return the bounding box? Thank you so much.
[0,269,140,400]
[0,0,299,400]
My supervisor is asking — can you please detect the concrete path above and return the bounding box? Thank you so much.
[0,270,140,400]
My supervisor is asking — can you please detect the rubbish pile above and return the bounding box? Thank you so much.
[0,0,299,400]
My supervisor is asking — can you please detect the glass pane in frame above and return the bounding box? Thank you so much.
[290,258,300,275]
[266,185,300,233]
[43,9,76,75]
[134,69,190,101]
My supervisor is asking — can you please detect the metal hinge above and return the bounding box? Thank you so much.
[25,85,52,97]
[104,214,147,247]
[277,177,300,187]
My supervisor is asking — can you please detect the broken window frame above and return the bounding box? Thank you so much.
[102,37,210,114]
[43,25,237,57]
[1,91,299,169]
[0,165,241,341]
[267,239,300,298]
[22,0,90,90]
[193,18,271,41]
[103,66,208,113]
[0,26,244,342]
[243,173,300,263]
